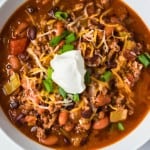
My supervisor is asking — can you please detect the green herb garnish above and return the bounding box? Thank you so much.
[50,30,70,47]
[59,87,67,98]
[84,70,91,84]
[59,44,74,54]
[65,33,76,44]
[117,122,125,131]
[138,54,150,68]
[50,36,62,47]
[47,67,53,79]
[43,79,53,93]
[100,71,112,82]
[145,52,150,60]
[55,11,68,20]
[73,94,80,102]
[43,67,53,93]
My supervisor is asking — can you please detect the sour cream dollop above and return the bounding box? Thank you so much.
[50,50,86,94]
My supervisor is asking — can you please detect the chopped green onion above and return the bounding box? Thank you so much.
[54,11,68,20]
[61,30,71,38]
[43,79,53,93]
[47,67,53,80]
[50,36,62,47]
[85,70,91,84]
[43,67,54,93]
[50,30,70,47]
[65,33,76,44]
[73,94,80,102]
[117,122,125,131]
[138,54,150,68]
[59,44,74,54]
[144,52,150,60]
[62,44,74,51]
[100,71,112,82]
[59,87,67,98]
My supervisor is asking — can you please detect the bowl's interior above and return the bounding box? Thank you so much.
[0,0,150,150]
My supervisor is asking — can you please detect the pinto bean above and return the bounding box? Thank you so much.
[9,55,21,71]
[93,117,109,130]
[40,135,58,146]
[64,121,74,132]
[95,94,111,107]
[58,110,69,126]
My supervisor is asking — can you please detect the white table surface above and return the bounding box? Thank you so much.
[0,0,150,150]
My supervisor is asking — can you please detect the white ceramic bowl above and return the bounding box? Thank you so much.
[0,0,150,150]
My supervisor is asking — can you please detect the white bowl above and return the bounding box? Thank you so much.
[0,0,150,150]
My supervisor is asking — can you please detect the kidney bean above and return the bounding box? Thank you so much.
[48,9,55,17]
[26,6,37,14]
[6,64,12,69]
[27,26,37,40]
[58,110,69,126]
[18,52,28,62]
[80,136,88,146]
[31,126,38,132]
[16,113,25,123]
[48,7,59,17]
[93,117,109,130]
[81,108,92,118]
[40,135,58,146]
[65,102,75,110]
[9,55,21,71]
[67,15,73,22]
[63,136,70,144]
[10,100,19,109]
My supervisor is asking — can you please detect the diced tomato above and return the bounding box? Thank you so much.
[9,38,28,55]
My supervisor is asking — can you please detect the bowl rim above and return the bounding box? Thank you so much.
[0,0,150,150]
